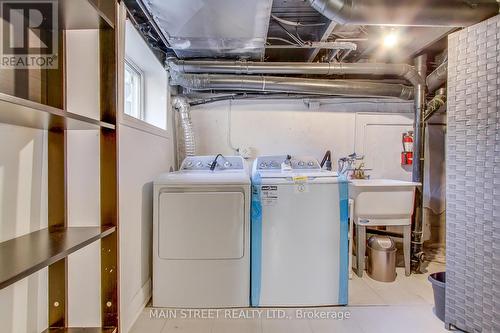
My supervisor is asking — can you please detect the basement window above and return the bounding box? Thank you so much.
[123,19,168,134]
[124,59,144,120]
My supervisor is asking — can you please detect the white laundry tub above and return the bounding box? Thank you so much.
[349,179,420,226]
[349,179,420,277]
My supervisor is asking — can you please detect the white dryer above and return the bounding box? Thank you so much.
[153,155,250,308]
[251,155,349,307]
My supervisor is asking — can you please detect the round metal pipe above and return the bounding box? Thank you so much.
[171,73,414,100]
[168,59,425,86]
[424,92,446,121]
[426,61,448,93]
[411,54,427,273]
[307,0,498,27]
[412,54,427,184]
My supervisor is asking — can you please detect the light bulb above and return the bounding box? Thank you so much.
[383,33,398,48]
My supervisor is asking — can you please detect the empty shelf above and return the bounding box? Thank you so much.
[0,93,115,130]
[0,226,116,290]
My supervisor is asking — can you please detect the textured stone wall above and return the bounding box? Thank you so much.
[446,15,500,332]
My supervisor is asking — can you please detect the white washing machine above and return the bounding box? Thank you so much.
[153,155,250,308]
[251,155,349,306]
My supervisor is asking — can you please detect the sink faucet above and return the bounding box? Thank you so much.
[352,162,370,179]
[338,153,370,179]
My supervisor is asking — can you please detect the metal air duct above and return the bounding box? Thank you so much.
[307,0,498,27]
[168,59,424,86]
[171,72,414,100]
[426,61,448,93]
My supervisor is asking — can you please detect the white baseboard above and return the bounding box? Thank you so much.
[121,279,152,333]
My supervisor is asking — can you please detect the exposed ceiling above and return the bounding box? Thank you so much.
[130,0,490,64]
[265,0,454,62]
[141,0,273,60]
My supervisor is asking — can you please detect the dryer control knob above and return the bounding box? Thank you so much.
[298,161,305,166]
[308,161,315,167]
[260,162,267,168]
[224,161,232,168]
[196,161,203,168]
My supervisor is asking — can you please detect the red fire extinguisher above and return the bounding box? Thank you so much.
[401,131,414,165]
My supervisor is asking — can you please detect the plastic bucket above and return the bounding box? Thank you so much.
[428,272,446,322]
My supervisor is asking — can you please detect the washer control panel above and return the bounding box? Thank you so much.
[256,155,320,170]
[181,155,245,171]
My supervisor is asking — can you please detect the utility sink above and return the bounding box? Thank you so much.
[349,179,420,226]
[349,179,420,277]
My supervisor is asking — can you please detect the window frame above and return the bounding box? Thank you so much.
[124,57,145,121]
[121,18,170,139]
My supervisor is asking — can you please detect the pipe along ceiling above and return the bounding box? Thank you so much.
[168,59,423,99]
[307,0,498,27]
[171,72,414,100]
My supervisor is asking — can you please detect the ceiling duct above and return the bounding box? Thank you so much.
[168,59,424,86]
[141,0,273,59]
[307,0,498,27]
[265,41,357,50]
[426,60,448,93]
[170,72,414,100]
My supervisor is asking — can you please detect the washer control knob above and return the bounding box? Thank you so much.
[260,162,267,168]
[298,161,305,166]
[185,161,193,168]
[308,161,315,167]
[196,161,203,168]
[224,161,232,168]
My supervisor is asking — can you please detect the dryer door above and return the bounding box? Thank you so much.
[158,191,245,260]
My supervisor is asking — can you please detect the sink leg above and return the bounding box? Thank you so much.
[403,225,411,276]
[356,224,366,277]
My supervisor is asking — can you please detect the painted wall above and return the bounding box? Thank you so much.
[119,20,174,333]
[0,124,48,333]
[190,99,414,180]
[118,124,174,332]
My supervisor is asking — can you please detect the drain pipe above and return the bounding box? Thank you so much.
[171,72,414,100]
[172,96,196,164]
[307,0,498,27]
[411,54,427,273]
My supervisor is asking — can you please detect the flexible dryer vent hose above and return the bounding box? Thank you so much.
[172,96,196,163]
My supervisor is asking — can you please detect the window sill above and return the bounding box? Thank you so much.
[119,113,170,139]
